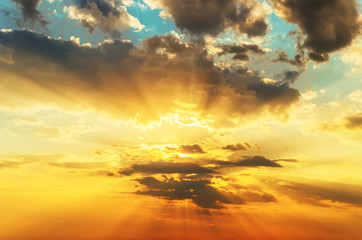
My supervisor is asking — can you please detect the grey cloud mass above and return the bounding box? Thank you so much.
[11,0,49,27]
[75,0,120,17]
[270,0,361,62]
[277,70,302,84]
[158,0,269,37]
[273,49,305,67]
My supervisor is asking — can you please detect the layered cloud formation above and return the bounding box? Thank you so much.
[0,30,300,124]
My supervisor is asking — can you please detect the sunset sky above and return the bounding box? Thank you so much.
[0,0,362,239]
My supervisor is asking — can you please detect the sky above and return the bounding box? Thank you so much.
[0,0,362,239]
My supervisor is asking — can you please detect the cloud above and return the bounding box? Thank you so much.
[0,30,300,125]
[11,0,49,27]
[348,90,362,104]
[211,156,282,168]
[48,161,108,169]
[222,142,251,151]
[0,153,66,170]
[218,43,266,61]
[341,40,362,68]
[36,127,62,139]
[145,0,270,37]
[179,144,206,154]
[271,179,362,207]
[119,161,216,175]
[345,113,362,129]
[276,70,302,84]
[135,176,243,209]
[273,159,298,163]
[308,52,330,63]
[64,0,144,37]
[270,0,361,61]
[134,174,277,208]
[0,160,24,169]
[114,155,280,209]
[273,49,305,67]
[318,112,362,133]
[0,43,14,65]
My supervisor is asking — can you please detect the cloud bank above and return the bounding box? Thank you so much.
[0,30,300,125]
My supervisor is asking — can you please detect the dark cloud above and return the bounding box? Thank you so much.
[0,29,132,83]
[277,70,302,84]
[179,144,206,154]
[11,0,49,27]
[308,52,330,63]
[222,142,251,151]
[211,156,282,168]
[119,161,216,176]
[114,156,280,208]
[0,30,300,124]
[270,0,361,61]
[273,49,305,67]
[245,81,299,105]
[271,179,362,207]
[75,0,120,17]
[218,43,265,61]
[135,176,243,209]
[159,0,269,37]
[345,113,362,129]
[134,175,277,208]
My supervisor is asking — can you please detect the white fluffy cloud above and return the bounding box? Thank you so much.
[64,2,144,37]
